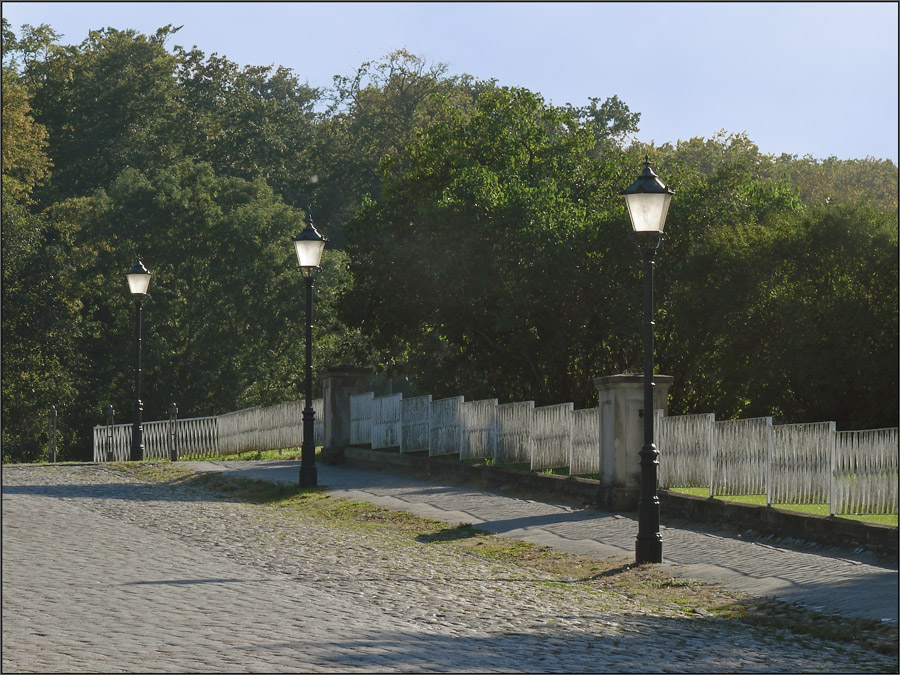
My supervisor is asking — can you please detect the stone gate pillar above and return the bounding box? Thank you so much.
[322,366,371,464]
[594,373,674,511]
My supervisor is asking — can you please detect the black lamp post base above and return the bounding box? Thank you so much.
[635,535,663,564]
[299,466,317,488]
[131,399,144,462]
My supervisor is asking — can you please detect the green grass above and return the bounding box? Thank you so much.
[178,446,321,462]
[668,487,898,526]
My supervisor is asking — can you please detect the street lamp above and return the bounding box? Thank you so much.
[621,157,674,564]
[126,260,151,461]
[292,217,327,487]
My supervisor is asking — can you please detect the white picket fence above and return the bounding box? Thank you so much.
[400,395,432,453]
[834,428,899,515]
[93,389,897,515]
[92,399,323,461]
[371,393,402,450]
[429,396,464,457]
[657,413,898,515]
[345,391,896,515]
[495,401,534,465]
[349,392,597,473]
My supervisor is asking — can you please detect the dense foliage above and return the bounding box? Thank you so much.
[2,21,897,462]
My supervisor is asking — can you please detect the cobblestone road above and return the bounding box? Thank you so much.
[185,459,899,623]
[2,464,897,673]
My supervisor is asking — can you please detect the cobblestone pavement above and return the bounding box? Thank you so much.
[2,463,897,673]
[183,460,899,623]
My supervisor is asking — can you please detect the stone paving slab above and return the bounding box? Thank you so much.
[180,459,899,623]
[2,463,898,674]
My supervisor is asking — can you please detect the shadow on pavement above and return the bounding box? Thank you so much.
[236,615,899,672]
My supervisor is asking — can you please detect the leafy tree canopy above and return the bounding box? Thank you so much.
[343,86,643,405]
[1,20,896,463]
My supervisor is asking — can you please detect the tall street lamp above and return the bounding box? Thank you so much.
[293,217,327,488]
[126,260,152,461]
[621,157,674,564]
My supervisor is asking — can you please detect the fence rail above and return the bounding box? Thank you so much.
[570,408,600,477]
[531,403,573,471]
[349,392,374,447]
[400,395,432,453]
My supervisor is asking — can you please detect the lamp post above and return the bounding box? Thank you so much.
[105,404,115,462]
[292,217,327,488]
[168,401,179,462]
[621,157,674,565]
[126,260,151,461]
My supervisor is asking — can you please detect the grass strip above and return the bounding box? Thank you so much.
[168,452,897,526]
[668,487,898,526]
[178,447,309,462]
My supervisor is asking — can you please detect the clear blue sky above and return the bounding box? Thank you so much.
[3,1,897,162]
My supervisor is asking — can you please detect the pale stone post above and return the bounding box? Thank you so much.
[594,374,674,511]
[322,366,371,464]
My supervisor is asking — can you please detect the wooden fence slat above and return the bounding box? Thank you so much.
[372,393,403,450]
[429,396,464,457]
[835,428,898,515]
[712,417,771,496]
[570,408,600,476]
[770,422,834,505]
[349,392,374,446]
[459,399,498,461]
[495,401,534,465]
[531,403,573,471]
[658,413,715,489]
[401,395,432,453]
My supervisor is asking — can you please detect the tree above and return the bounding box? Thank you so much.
[38,159,364,459]
[1,46,81,462]
[23,25,184,204]
[760,204,897,428]
[1,23,370,460]
[773,154,898,211]
[311,48,495,247]
[1,19,60,79]
[565,94,641,153]
[174,46,322,208]
[343,86,642,406]
[1,74,51,203]
[637,133,897,428]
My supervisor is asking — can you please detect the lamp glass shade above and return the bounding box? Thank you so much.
[293,237,326,268]
[126,261,152,295]
[624,191,673,233]
[292,221,327,269]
